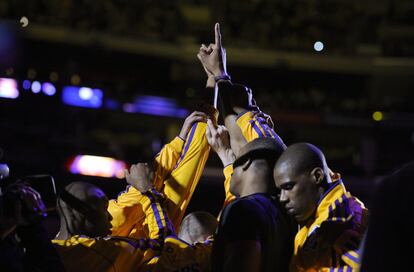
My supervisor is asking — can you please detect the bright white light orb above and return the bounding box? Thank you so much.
[314,41,324,52]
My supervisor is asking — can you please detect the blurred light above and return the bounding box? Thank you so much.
[62,86,103,108]
[27,68,36,79]
[31,80,41,93]
[314,41,324,52]
[0,78,19,99]
[372,111,383,122]
[49,72,59,82]
[71,74,81,85]
[0,163,9,179]
[42,82,56,96]
[19,16,29,27]
[22,80,31,90]
[68,155,127,179]
[0,24,17,66]
[105,99,120,110]
[79,87,93,100]
[123,95,189,118]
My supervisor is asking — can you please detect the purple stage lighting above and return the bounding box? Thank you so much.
[0,78,19,99]
[62,86,103,108]
[42,82,56,96]
[123,95,189,118]
[22,80,31,90]
[31,81,41,93]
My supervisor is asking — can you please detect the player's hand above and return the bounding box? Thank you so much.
[206,119,235,166]
[124,163,154,193]
[179,111,208,140]
[5,184,46,226]
[197,23,229,78]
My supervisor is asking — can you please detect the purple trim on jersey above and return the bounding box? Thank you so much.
[256,117,274,137]
[113,185,132,202]
[330,268,336,272]
[174,123,198,169]
[334,199,342,219]
[146,192,165,239]
[235,110,250,121]
[329,205,333,218]
[346,266,353,272]
[344,252,359,263]
[160,203,175,236]
[249,119,265,137]
[317,180,343,206]
[338,267,344,272]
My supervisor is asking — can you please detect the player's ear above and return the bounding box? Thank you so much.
[310,167,324,185]
[241,158,253,171]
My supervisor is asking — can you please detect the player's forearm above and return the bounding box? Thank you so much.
[217,148,235,167]
[141,188,175,240]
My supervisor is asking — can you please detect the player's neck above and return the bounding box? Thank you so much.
[240,173,272,197]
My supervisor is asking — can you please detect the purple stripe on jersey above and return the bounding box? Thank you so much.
[174,123,198,169]
[342,194,351,216]
[334,199,342,219]
[256,117,272,137]
[235,110,249,121]
[345,266,352,272]
[249,120,265,137]
[113,185,132,202]
[318,180,342,205]
[146,193,165,239]
[344,252,359,264]
[338,267,344,272]
[160,204,175,236]
[330,268,336,272]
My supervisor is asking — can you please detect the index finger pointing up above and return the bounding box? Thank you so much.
[215,22,221,47]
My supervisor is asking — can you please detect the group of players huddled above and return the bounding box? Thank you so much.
[1,24,371,272]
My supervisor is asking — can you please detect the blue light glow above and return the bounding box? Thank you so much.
[22,80,31,90]
[62,86,103,108]
[123,95,188,118]
[31,81,41,93]
[42,82,56,96]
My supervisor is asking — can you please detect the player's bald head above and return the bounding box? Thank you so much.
[57,181,111,238]
[63,181,106,203]
[275,143,328,177]
[178,211,218,244]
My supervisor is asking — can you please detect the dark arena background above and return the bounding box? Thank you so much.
[1,1,413,238]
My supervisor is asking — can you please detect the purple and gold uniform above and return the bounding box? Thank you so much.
[109,121,210,239]
[151,237,213,272]
[236,110,285,145]
[290,180,368,272]
[52,189,173,272]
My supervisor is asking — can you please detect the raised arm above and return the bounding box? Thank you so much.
[108,111,206,237]
[154,111,207,184]
[205,119,236,208]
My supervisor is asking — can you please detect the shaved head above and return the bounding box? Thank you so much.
[275,143,329,178]
[178,211,218,244]
[273,143,330,224]
[57,181,111,238]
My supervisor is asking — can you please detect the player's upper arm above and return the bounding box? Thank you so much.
[153,136,184,182]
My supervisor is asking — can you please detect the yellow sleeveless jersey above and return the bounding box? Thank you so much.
[109,122,210,238]
[53,189,172,271]
[290,181,368,272]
